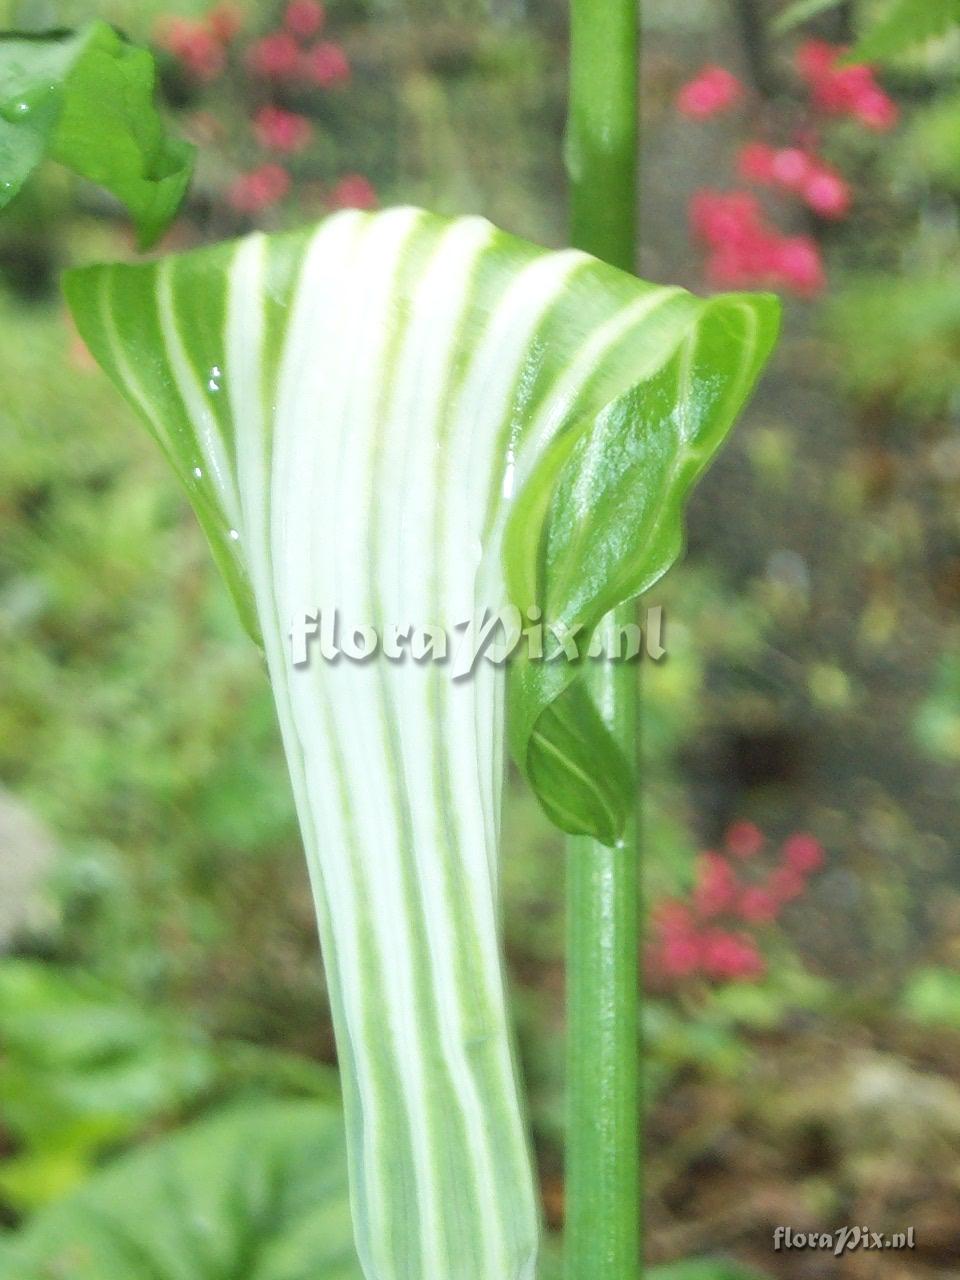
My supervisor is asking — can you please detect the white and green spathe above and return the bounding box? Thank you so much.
[65,208,778,1280]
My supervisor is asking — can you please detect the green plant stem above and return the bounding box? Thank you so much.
[565,1,641,1278]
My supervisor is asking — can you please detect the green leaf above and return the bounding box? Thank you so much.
[503,291,778,841]
[772,0,845,35]
[64,210,777,1278]
[0,22,194,248]
[2,1100,362,1280]
[851,0,960,61]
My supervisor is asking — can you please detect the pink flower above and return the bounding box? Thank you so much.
[693,851,739,917]
[157,17,225,80]
[737,142,777,183]
[689,190,765,248]
[253,105,313,153]
[659,932,702,977]
[802,166,851,218]
[247,31,300,78]
[768,865,806,904]
[329,173,377,209]
[782,832,825,874]
[771,235,826,296]
[725,820,765,859]
[737,886,780,924]
[208,3,243,42]
[692,190,828,297]
[702,929,765,981]
[795,39,837,82]
[739,142,852,221]
[854,87,899,131]
[228,163,291,213]
[677,65,745,120]
[770,147,813,190]
[653,899,696,935]
[285,0,326,39]
[300,40,351,87]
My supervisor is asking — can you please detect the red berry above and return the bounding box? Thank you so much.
[285,0,326,39]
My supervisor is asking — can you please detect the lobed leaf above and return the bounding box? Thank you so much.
[0,21,194,248]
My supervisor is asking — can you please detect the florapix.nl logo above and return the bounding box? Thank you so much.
[289,604,666,678]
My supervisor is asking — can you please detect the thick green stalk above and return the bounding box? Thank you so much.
[565,1,642,1278]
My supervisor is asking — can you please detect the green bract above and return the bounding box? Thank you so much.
[0,21,194,248]
[65,209,778,1280]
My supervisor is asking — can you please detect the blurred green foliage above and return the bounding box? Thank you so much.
[5,1100,360,1279]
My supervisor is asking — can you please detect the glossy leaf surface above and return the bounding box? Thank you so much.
[0,22,193,247]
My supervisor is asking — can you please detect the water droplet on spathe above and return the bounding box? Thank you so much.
[207,365,222,393]
[192,466,203,479]
[228,529,240,542]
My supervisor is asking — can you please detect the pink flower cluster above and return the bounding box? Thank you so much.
[155,2,377,218]
[737,143,851,219]
[796,39,898,131]
[690,191,826,296]
[676,41,898,295]
[246,7,350,90]
[156,5,241,81]
[649,823,826,984]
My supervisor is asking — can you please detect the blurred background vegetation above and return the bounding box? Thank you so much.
[1,0,960,1277]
